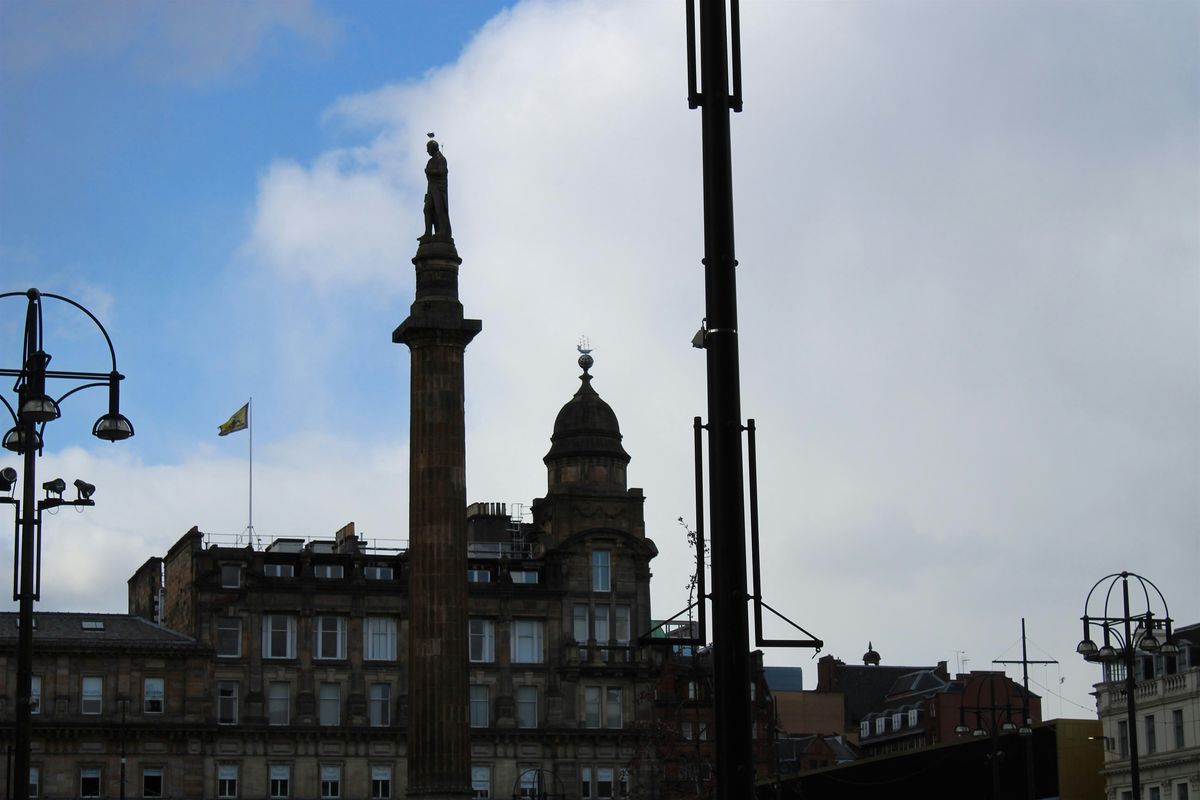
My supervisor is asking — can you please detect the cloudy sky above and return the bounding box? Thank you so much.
[1,0,1196,717]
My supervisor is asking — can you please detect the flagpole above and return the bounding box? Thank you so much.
[248,396,254,547]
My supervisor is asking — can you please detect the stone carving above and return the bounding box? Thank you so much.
[423,138,451,239]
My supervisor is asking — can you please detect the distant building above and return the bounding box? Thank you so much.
[1090,621,1200,800]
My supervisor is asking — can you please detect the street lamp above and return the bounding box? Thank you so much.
[1077,571,1176,800]
[955,672,1033,800]
[0,288,133,800]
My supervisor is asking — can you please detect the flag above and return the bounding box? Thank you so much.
[218,403,249,436]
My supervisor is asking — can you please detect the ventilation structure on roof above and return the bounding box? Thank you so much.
[80,620,105,631]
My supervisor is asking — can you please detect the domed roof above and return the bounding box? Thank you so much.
[544,352,630,465]
[862,641,881,666]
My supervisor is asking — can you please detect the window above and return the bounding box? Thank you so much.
[319,683,340,726]
[606,688,623,728]
[81,676,102,714]
[371,766,392,799]
[596,767,614,799]
[909,708,919,727]
[1177,783,1190,800]
[687,681,697,700]
[469,618,495,663]
[1174,708,1185,749]
[144,677,165,713]
[264,563,294,577]
[1118,719,1129,757]
[618,769,630,798]
[875,717,886,735]
[517,686,538,728]
[30,675,40,715]
[315,616,347,660]
[217,618,242,657]
[364,565,393,581]
[682,720,693,740]
[614,606,630,650]
[574,604,589,657]
[269,765,290,799]
[29,767,39,798]
[518,769,539,798]
[892,712,903,729]
[470,685,489,728]
[218,764,238,799]
[321,765,342,799]
[511,570,538,584]
[512,619,544,663]
[860,720,870,738]
[1146,714,1157,754]
[369,683,391,727]
[218,681,239,725]
[263,615,297,659]
[698,721,709,740]
[81,619,105,631]
[468,568,492,583]
[592,550,611,592]
[268,682,290,726]
[581,767,592,800]
[143,767,164,798]
[595,606,610,659]
[221,564,241,588]
[365,617,397,661]
[80,767,102,798]
[1151,789,1161,800]
[583,686,628,729]
[471,766,491,799]
[314,564,344,579]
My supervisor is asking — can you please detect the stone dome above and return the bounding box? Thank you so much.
[543,353,630,492]
[544,373,630,464]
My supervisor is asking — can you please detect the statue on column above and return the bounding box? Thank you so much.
[423,137,451,239]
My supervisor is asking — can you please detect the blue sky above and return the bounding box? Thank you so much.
[1,0,1197,715]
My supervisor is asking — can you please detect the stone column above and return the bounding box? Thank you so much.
[393,236,481,800]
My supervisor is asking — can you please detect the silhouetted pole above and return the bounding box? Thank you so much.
[692,1,753,796]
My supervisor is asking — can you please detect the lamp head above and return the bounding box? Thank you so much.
[2,426,42,454]
[1076,638,1098,657]
[42,477,66,498]
[73,479,96,502]
[93,372,133,442]
[0,467,16,493]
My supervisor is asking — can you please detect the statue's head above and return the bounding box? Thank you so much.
[427,140,440,156]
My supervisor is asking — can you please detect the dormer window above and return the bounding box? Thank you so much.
[909,708,919,727]
[892,712,903,729]
[264,563,294,578]
[313,564,343,580]
[875,717,886,735]
[860,720,870,738]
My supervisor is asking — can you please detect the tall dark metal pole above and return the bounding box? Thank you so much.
[12,299,40,800]
[692,1,753,796]
[1121,576,1141,799]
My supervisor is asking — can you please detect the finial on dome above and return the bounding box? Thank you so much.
[577,336,593,376]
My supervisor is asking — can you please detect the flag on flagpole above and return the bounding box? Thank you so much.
[218,403,249,436]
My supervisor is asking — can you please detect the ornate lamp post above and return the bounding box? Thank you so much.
[1076,571,1177,800]
[954,672,1033,800]
[0,288,133,800]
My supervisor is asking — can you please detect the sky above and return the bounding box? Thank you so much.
[1,0,1197,719]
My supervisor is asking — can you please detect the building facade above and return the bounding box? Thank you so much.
[1093,622,1200,800]
[4,361,756,799]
